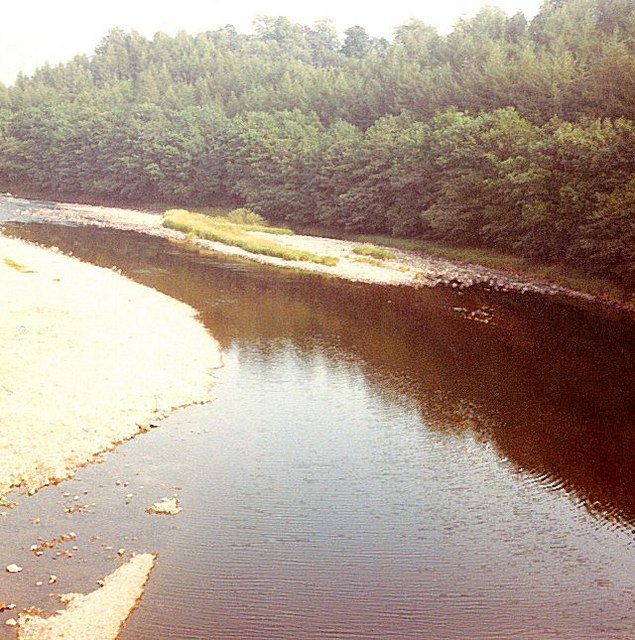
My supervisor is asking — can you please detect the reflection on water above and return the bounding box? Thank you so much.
[1,218,634,638]
[9,223,634,526]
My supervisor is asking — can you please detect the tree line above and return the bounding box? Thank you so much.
[0,0,633,286]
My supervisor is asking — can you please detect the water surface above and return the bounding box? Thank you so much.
[0,207,634,638]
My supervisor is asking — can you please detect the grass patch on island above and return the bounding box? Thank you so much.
[354,256,387,268]
[353,256,399,270]
[163,209,338,267]
[352,244,396,260]
[189,207,295,235]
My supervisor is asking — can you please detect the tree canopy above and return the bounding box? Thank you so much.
[0,0,634,287]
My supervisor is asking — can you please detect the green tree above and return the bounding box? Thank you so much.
[341,26,372,58]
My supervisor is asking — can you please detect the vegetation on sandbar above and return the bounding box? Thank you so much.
[352,244,396,261]
[1,1,634,291]
[163,209,339,266]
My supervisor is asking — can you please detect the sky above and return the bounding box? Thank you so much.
[0,0,544,86]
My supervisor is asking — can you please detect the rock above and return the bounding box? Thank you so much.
[117,549,126,556]
[49,575,57,584]
[5,618,17,627]
[146,497,182,516]
[6,564,22,573]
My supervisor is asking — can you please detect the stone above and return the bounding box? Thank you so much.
[146,497,182,516]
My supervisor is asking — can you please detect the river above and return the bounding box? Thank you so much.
[1,200,634,638]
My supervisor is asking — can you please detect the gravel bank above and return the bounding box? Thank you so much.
[0,234,222,498]
[7,197,617,306]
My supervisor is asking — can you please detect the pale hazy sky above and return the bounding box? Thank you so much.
[0,0,544,86]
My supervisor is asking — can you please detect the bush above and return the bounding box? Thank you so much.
[226,207,267,225]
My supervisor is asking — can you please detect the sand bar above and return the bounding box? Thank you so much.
[10,197,602,301]
[17,553,157,639]
[0,235,221,498]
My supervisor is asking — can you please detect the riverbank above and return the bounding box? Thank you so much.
[5,195,633,314]
[0,234,222,498]
[0,234,221,635]
[296,227,633,307]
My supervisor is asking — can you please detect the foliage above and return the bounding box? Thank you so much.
[226,207,267,225]
[352,244,396,260]
[163,209,337,265]
[0,2,634,287]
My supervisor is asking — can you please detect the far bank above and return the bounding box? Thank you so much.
[1,193,632,316]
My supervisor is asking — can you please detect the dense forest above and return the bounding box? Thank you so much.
[0,0,634,286]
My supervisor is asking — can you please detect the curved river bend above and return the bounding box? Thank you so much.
[0,203,634,639]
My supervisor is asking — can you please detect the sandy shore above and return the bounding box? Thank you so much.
[8,197,606,304]
[17,553,157,639]
[0,235,222,498]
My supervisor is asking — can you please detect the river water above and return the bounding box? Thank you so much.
[1,201,635,638]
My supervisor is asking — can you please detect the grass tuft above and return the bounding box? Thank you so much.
[352,244,396,260]
[225,207,266,226]
[354,256,387,268]
[163,210,338,267]
[3,258,35,273]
